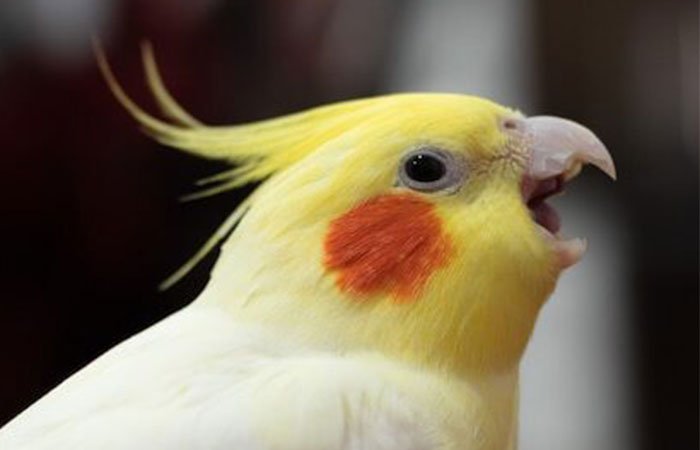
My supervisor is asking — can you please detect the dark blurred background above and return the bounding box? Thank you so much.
[0,1,696,449]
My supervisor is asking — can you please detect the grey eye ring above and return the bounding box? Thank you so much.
[398,147,467,193]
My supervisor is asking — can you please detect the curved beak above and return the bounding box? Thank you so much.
[524,116,617,181]
[519,115,616,270]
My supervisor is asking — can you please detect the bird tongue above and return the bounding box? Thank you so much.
[530,200,561,234]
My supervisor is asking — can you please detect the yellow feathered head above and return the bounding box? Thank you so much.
[98,44,615,374]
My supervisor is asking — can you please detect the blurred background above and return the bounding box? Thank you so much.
[0,0,696,448]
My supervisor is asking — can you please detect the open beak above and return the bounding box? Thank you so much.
[520,116,616,269]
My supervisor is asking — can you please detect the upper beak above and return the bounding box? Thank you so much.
[523,116,616,181]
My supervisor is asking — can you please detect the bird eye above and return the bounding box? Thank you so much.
[399,148,466,193]
[404,153,446,182]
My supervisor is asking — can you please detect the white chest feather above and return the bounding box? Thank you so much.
[0,304,516,450]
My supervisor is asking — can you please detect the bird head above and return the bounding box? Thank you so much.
[98,46,615,375]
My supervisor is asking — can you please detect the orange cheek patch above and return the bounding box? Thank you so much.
[323,193,453,302]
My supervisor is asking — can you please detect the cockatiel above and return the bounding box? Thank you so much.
[0,44,615,450]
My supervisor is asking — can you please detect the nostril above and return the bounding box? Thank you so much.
[503,120,517,130]
[502,117,525,132]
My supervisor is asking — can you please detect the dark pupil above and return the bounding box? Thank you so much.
[405,154,446,182]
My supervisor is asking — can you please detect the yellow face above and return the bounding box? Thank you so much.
[217,94,561,373]
[255,94,554,302]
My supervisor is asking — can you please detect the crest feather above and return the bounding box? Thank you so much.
[95,40,378,193]
[94,41,385,288]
